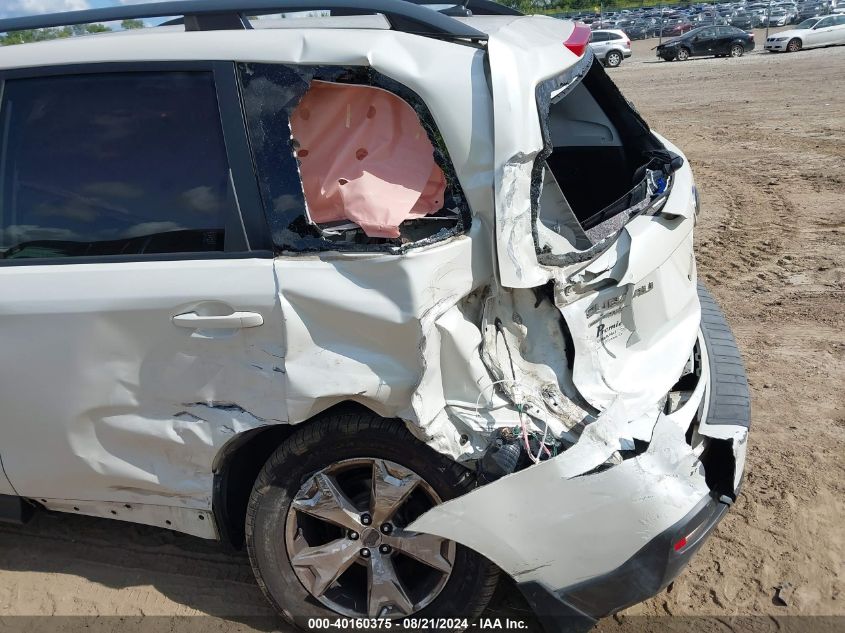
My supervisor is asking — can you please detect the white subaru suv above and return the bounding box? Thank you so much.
[0,0,750,630]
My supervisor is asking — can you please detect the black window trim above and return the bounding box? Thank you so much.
[0,60,273,267]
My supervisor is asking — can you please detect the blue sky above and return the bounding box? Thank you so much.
[0,1,184,21]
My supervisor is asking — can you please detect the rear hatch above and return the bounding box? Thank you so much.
[473,15,700,416]
[474,15,685,288]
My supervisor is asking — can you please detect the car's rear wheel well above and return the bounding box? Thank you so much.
[212,400,387,547]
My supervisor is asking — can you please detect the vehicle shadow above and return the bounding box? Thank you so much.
[0,509,543,631]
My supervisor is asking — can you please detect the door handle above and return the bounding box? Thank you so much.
[172,311,264,329]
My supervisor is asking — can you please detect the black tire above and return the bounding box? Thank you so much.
[246,411,499,629]
[786,38,802,53]
[676,47,691,61]
[605,50,623,68]
[698,284,751,429]
[729,43,744,58]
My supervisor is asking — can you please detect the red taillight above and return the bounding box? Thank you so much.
[673,536,687,552]
[749,33,754,39]
[626,40,631,48]
[564,22,592,57]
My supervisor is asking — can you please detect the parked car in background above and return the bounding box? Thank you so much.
[656,25,755,60]
[768,8,792,25]
[765,14,845,50]
[729,10,753,29]
[797,1,830,20]
[589,29,632,66]
[780,3,801,23]
[663,18,696,36]
[834,0,845,13]
[625,20,651,40]
[694,15,720,26]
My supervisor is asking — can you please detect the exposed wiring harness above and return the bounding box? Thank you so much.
[474,379,555,465]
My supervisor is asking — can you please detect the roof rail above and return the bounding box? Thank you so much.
[404,0,522,17]
[0,0,487,41]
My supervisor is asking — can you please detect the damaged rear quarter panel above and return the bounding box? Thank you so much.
[487,16,584,289]
[274,222,492,441]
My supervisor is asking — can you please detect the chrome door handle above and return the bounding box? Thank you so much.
[172,311,264,329]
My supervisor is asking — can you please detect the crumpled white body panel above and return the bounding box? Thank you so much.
[409,334,747,590]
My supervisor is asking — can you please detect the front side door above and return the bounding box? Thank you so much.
[807,16,835,45]
[0,64,285,512]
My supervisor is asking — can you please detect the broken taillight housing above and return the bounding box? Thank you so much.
[564,23,592,57]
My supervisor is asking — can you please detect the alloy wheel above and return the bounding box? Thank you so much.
[677,48,690,61]
[285,458,455,618]
[730,44,744,57]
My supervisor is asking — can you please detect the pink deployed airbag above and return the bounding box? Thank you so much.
[290,81,447,238]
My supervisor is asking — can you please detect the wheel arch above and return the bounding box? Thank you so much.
[787,36,804,49]
[211,400,389,547]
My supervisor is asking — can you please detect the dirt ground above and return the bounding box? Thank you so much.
[0,33,842,632]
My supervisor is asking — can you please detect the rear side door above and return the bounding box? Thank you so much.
[692,27,717,54]
[834,16,845,43]
[0,64,285,522]
[718,26,738,52]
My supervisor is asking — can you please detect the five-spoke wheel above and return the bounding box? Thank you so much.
[286,458,455,618]
[245,412,498,629]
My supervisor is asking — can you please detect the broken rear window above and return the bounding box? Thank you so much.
[237,64,470,253]
[533,57,683,263]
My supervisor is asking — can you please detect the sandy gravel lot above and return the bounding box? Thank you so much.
[0,33,842,632]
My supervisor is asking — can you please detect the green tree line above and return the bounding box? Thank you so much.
[501,0,692,14]
[1,19,144,46]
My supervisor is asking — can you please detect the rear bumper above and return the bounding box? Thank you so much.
[518,494,730,631]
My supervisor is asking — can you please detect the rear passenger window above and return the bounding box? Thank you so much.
[238,63,469,253]
[0,72,235,260]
